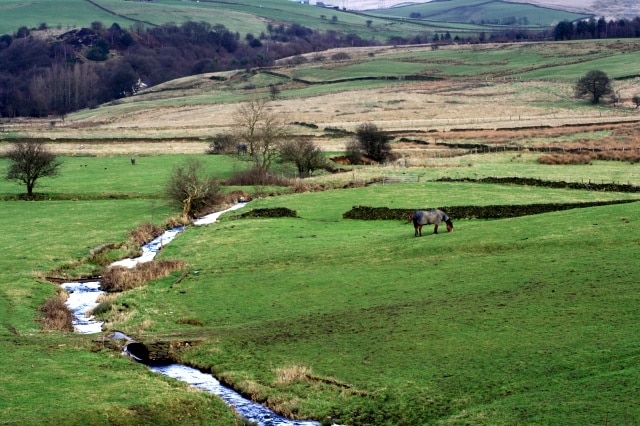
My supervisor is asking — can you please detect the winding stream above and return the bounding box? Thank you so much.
[62,203,320,426]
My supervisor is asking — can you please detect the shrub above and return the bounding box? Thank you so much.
[206,133,236,154]
[354,122,392,163]
[128,222,165,246]
[331,52,350,61]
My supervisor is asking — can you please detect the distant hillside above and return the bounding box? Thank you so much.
[365,0,591,27]
[333,0,640,20]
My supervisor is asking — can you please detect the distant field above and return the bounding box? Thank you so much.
[5,39,639,150]
[0,0,493,39]
[0,0,593,39]
[369,0,591,26]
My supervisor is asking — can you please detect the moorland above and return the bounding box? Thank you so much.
[1,11,640,426]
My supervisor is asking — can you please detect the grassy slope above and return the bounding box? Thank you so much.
[1,146,639,424]
[113,183,640,424]
[369,0,591,27]
[1,29,640,426]
[0,0,486,39]
[0,0,589,38]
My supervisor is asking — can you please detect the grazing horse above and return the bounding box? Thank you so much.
[410,209,453,236]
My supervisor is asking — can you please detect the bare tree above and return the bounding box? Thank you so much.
[233,98,287,171]
[165,158,222,219]
[4,141,62,198]
[279,138,327,177]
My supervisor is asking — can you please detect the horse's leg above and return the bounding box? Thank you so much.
[418,225,423,236]
[434,224,439,234]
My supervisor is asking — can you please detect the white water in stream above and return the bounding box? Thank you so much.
[62,203,320,426]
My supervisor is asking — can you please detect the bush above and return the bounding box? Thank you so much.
[331,52,350,61]
[206,133,237,154]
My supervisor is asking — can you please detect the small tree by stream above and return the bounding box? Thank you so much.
[165,158,223,219]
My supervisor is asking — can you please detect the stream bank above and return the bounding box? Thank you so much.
[61,203,321,426]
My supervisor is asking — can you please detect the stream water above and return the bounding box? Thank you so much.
[62,203,320,426]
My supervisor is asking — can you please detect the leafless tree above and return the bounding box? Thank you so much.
[233,98,287,172]
[165,158,222,219]
[4,141,62,198]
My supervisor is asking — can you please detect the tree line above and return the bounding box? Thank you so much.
[0,20,375,118]
[554,16,640,40]
[2,14,640,118]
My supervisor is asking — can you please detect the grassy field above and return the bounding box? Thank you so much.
[2,36,640,424]
[0,0,524,40]
[1,148,639,424]
[368,0,590,26]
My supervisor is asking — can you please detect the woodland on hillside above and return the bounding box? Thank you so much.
[1,16,640,118]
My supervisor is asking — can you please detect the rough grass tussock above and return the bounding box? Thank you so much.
[101,260,188,292]
[38,292,74,332]
[274,364,312,385]
[128,222,165,246]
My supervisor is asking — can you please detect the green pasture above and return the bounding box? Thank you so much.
[0,0,127,34]
[372,0,591,27]
[0,154,243,199]
[0,0,474,41]
[98,39,640,117]
[112,182,640,424]
[1,151,639,424]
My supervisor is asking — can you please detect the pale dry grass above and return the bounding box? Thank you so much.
[274,364,312,385]
[101,260,188,292]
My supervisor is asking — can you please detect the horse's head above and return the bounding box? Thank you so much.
[407,212,414,223]
[445,219,454,232]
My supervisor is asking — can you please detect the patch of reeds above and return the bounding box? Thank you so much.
[224,167,293,186]
[537,153,593,165]
[274,364,312,385]
[38,292,74,332]
[538,150,640,164]
[176,317,204,326]
[128,222,165,246]
[101,259,187,292]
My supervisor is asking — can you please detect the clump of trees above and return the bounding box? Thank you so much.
[554,16,640,41]
[279,138,327,177]
[4,141,62,198]
[574,70,613,104]
[346,122,393,164]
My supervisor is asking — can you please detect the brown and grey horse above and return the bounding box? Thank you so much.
[410,209,453,236]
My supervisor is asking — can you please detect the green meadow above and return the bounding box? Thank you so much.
[0,0,496,40]
[1,148,639,424]
[372,0,590,27]
[0,0,591,40]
